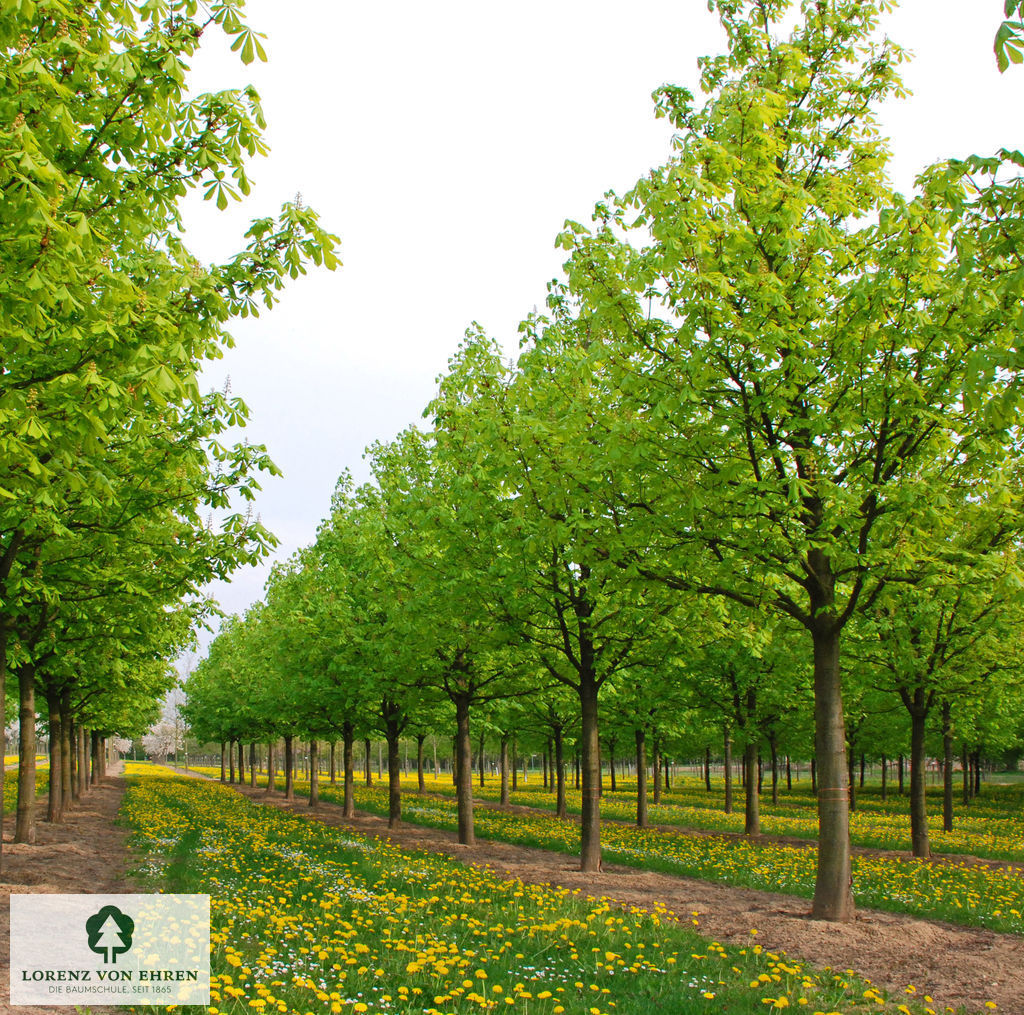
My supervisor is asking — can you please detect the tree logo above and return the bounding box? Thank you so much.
[85,905,135,964]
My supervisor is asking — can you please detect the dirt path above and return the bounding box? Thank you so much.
[0,768,130,1015]
[226,783,1024,1015]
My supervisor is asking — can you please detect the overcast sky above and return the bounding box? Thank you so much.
[180,1,1022,640]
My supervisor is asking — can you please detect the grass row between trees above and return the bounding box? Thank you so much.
[189,767,1024,936]
[124,765,976,1015]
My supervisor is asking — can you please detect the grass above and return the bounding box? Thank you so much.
[121,764,960,1015]
[2,766,50,812]
[192,767,1024,936]
[384,774,1024,865]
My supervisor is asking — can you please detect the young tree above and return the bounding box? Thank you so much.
[860,558,1024,856]
[0,0,338,872]
[557,0,1024,919]
[428,329,687,871]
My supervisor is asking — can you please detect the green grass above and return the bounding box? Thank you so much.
[192,767,1024,936]
[122,765,958,1015]
[398,774,1024,865]
[2,766,50,813]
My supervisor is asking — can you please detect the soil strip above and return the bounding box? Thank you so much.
[0,767,130,1015]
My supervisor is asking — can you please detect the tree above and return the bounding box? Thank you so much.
[0,0,338,871]
[996,1,1024,70]
[858,554,1024,856]
[110,736,132,756]
[365,432,523,842]
[685,617,810,833]
[427,328,688,871]
[557,0,1024,920]
[143,720,179,762]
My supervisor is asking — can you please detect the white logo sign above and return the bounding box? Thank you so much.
[10,894,210,1006]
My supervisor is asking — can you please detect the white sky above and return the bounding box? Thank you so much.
[181,0,1023,635]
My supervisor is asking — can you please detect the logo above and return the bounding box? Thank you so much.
[85,905,135,964]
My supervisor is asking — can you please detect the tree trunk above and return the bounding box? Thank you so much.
[385,711,402,828]
[308,740,319,807]
[744,738,760,836]
[219,741,226,783]
[343,721,355,817]
[770,737,779,806]
[237,739,245,784]
[942,700,954,833]
[417,733,426,794]
[898,753,904,795]
[704,745,711,792]
[578,671,601,873]
[477,728,485,787]
[454,694,475,845]
[651,734,662,806]
[364,737,372,786]
[60,690,72,811]
[15,665,37,843]
[249,743,257,788]
[881,753,888,802]
[91,730,101,787]
[635,727,648,828]
[961,745,970,807]
[46,687,63,823]
[499,735,510,806]
[723,727,733,815]
[810,621,854,922]
[266,741,276,794]
[786,754,792,792]
[554,724,566,819]
[908,695,930,859]
[543,741,550,791]
[77,726,87,798]
[330,740,337,784]
[511,736,518,792]
[284,734,294,801]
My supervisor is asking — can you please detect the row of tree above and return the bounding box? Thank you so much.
[186,1,1024,927]
[0,0,337,870]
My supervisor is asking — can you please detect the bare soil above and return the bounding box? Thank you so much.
[0,767,130,1015]
[226,781,1024,1015]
